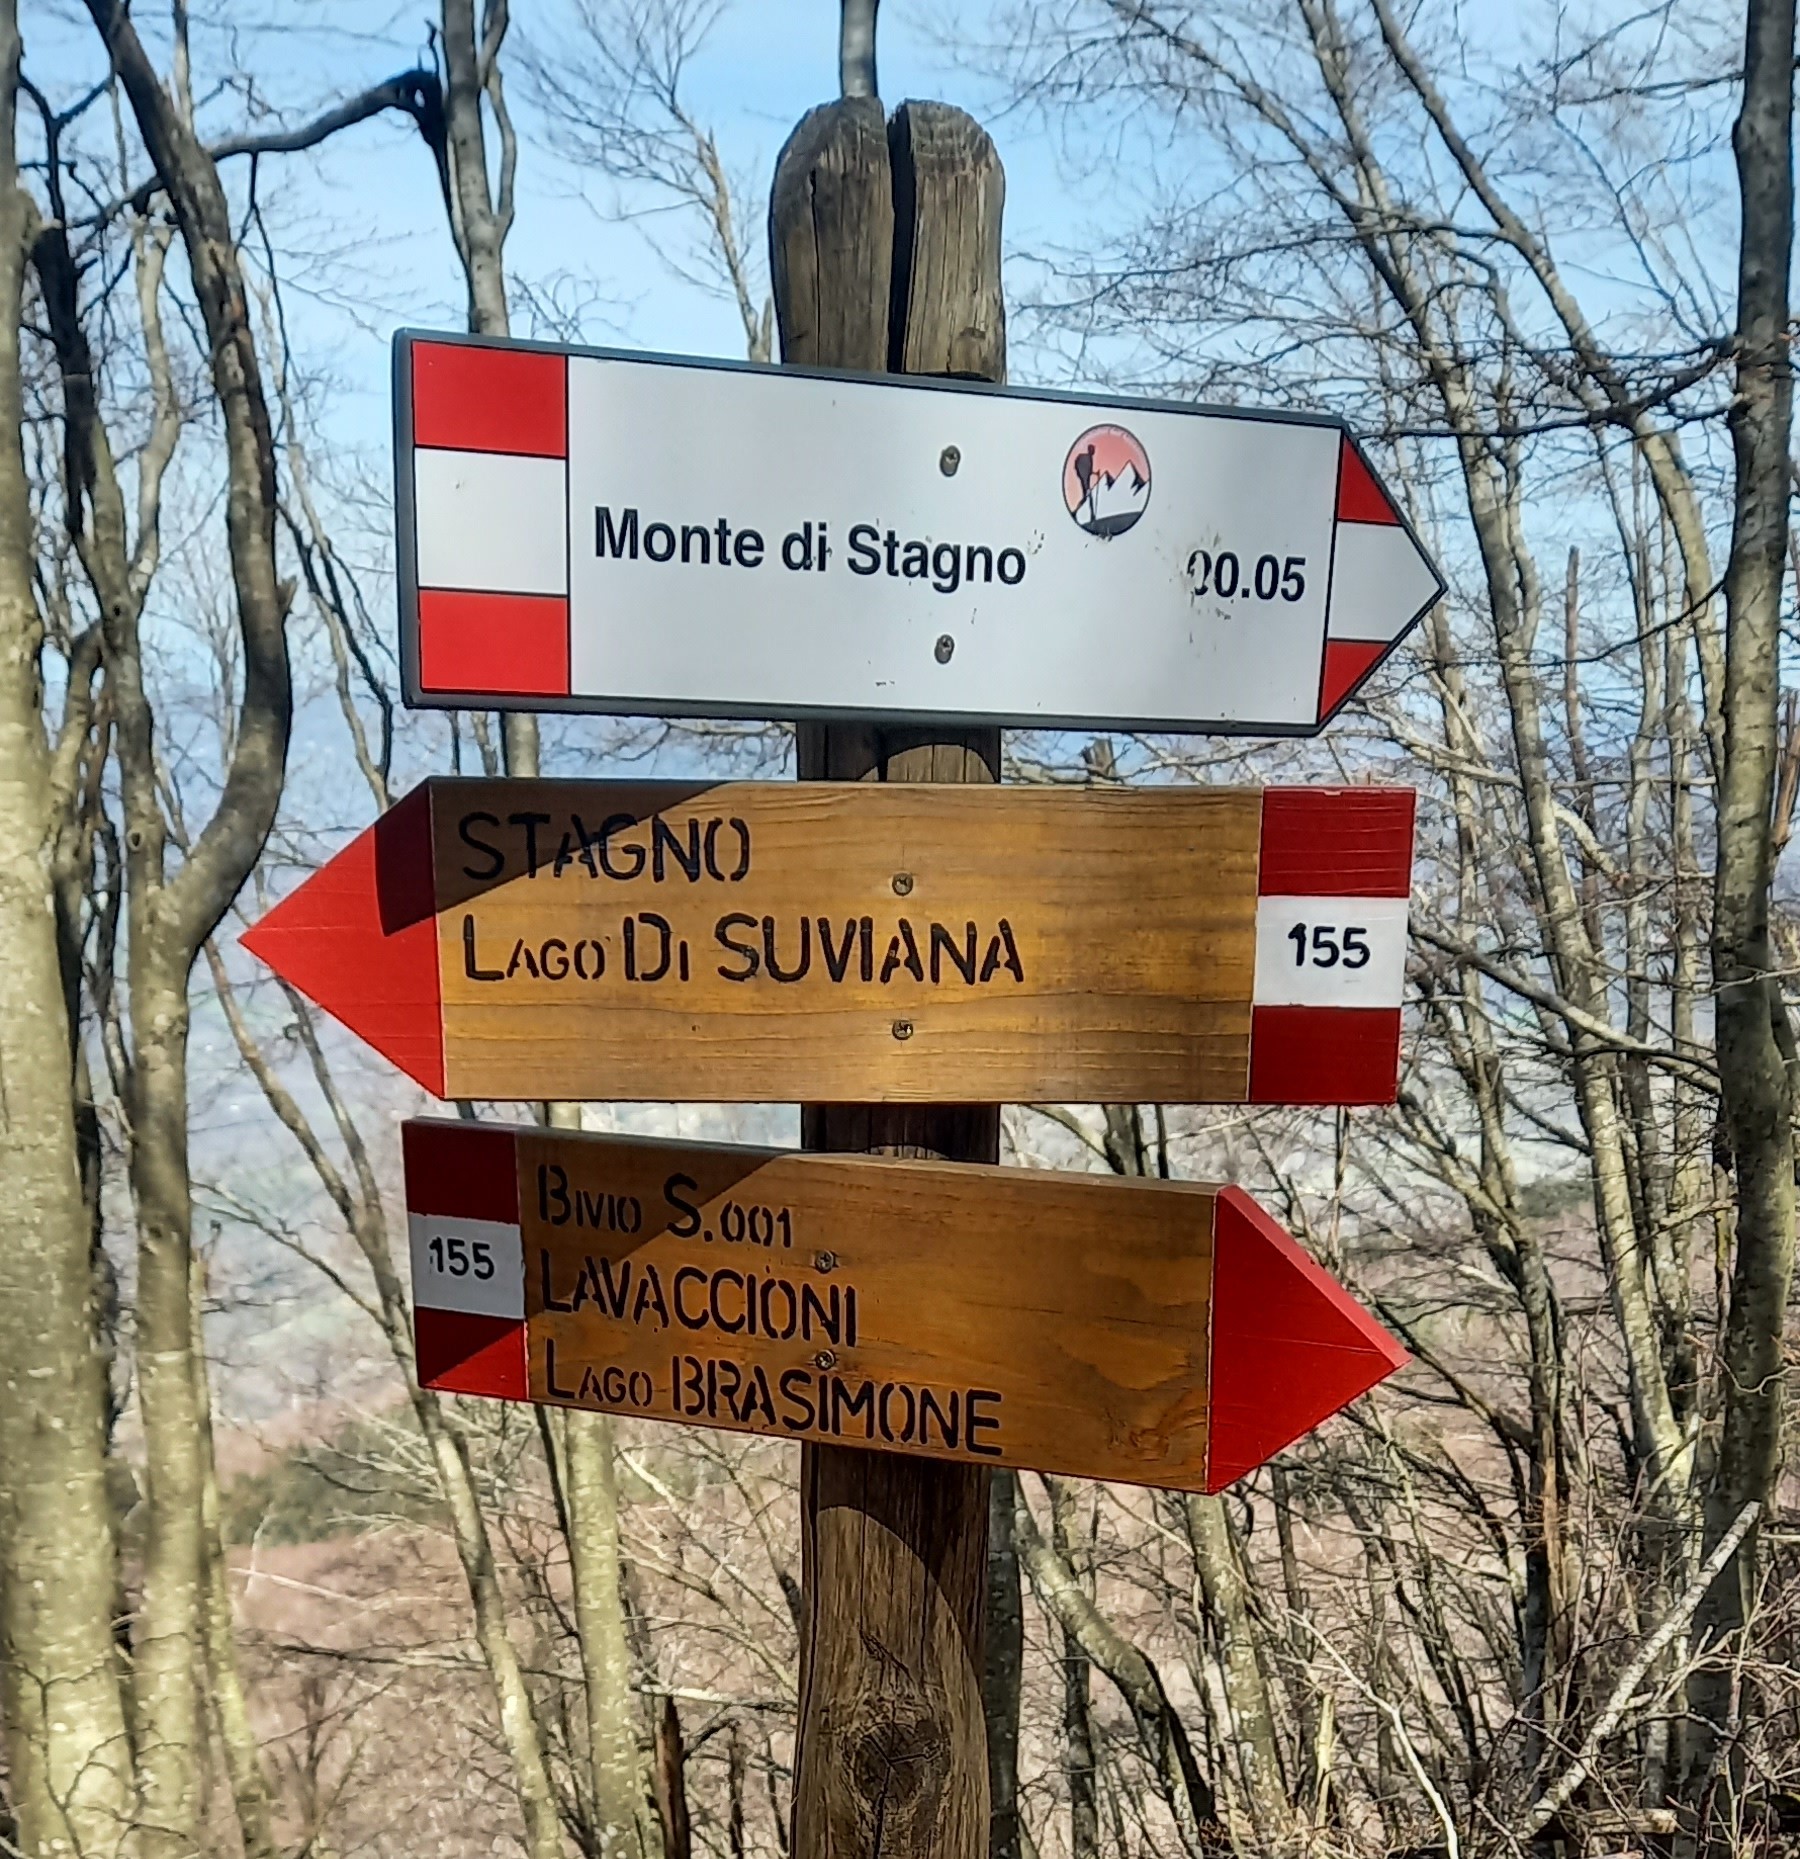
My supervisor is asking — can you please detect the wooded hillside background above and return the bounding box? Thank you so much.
[0,2,1796,1857]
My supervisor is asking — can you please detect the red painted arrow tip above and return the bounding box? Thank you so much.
[1336,437,1401,526]
[1206,1187,1407,1491]
[239,785,448,1098]
[1317,638,1389,721]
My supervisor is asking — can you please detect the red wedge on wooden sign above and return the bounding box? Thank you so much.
[241,779,1415,1107]
[401,1121,1408,1493]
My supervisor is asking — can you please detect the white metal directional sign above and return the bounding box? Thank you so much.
[394,333,1445,736]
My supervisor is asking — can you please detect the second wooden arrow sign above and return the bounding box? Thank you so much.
[242,778,1414,1105]
[402,1119,1406,1493]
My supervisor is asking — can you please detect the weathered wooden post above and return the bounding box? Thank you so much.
[769,12,1007,1854]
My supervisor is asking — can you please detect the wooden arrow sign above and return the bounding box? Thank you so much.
[241,779,1415,1106]
[402,1120,1406,1492]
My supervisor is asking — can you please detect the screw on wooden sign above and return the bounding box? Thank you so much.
[401,1120,1407,1495]
[238,778,1416,1107]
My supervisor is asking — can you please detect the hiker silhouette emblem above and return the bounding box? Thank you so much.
[1063,425,1151,537]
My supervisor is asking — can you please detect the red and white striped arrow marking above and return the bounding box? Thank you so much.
[1248,787,1413,1102]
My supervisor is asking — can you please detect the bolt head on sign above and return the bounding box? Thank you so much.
[394,333,1445,735]
[402,1120,1408,1493]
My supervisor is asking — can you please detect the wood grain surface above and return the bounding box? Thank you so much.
[776,93,1004,1859]
[517,1130,1218,1490]
[427,777,1261,1101]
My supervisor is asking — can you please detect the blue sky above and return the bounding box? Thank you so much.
[26,2,1087,452]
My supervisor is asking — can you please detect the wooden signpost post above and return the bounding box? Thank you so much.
[241,15,1440,1858]
[400,1119,1406,1495]
[240,775,1417,1106]
[772,94,1010,1859]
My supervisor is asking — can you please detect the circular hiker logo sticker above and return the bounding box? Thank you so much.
[1063,425,1152,538]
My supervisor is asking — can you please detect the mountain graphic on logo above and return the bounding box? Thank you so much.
[1064,425,1152,538]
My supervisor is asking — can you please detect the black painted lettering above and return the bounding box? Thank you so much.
[594,1257,630,1320]
[931,920,977,985]
[644,521,676,562]
[710,1269,746,1334]
[458,811,505,881]
[715,912,759,980]
[462,915,504,982]
[848,523,881,575]
[679,522,711,564]
[763,915,812,983]
[878,1382,916,1444]
[509,812,551,876]
[540,937,569,980]
[652,816,702,883]
[800,1282,841,1345]
[631,1264,669,1329]
[918,1387,960,1450]
[673,1267,709,1329]
[736,528,764,568]
[880,919,925,984]
[966,544,993,583]
[539,1163,571,1225]
[818,917,859,983]
[569,814,604,878]
[598,815,646,880]
[997,547,1026,585]
[778,1367,816,1431]
[629,912,673,982]
[830,1376,876,1439]
[595,505,639,558]
[545,1338,576,1399]
[740,1364,776,1425]
[762,1278,797,1340]
[538,1248,574,1313]
[665,1173,702,1238]
[966,1389,1004,1456]
[979,919,1027,983]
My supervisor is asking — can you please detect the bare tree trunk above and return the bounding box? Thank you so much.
[985,1471,1024,1859]
[1047,1480,1098,1859]
[0,12,136,1849]
[653,1697,692,1859]
[1185,1496,1287,1850]
[1690,0,1798,1814]
[193,1254,278,1859]
[77,9,300,1849]
[432,14,642,1853]
[561,1409,658,1858]
[1014,1482,1219,1853]
[440,0,513,337]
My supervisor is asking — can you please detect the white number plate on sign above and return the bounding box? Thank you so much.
[394,335,1445,737]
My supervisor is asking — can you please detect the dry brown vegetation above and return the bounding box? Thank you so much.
[1,1,1798,1857]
